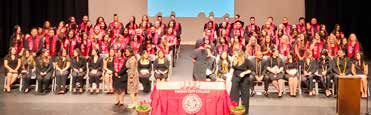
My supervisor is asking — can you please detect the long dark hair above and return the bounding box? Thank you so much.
[125,46,135,58]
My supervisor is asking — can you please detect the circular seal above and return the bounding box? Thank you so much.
[182,94,202,114]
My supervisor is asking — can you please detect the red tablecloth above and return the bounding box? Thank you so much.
[150,81,232,115]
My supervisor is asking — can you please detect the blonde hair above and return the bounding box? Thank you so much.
[233,51,245,66]
[21,52,35,68]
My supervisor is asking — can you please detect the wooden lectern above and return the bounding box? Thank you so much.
[337,76,361,115]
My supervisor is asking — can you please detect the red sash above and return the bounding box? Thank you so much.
[312,41,323,59]
[69,38,77,57]
[327,44,338,57]
[217,44,229,55]
[347,41,360,58]
[130,41,141,54]
[99,40,109,54]
[279,43,290,56]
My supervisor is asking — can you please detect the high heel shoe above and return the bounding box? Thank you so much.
[128,103,137,109]
[79,88,84,94]
[278,92,283,98]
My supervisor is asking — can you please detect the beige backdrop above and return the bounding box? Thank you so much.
[89,0,304,44]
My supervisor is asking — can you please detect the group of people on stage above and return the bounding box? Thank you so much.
[3,14,180,108]
[192,14,367,114]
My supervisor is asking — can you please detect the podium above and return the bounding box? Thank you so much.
[337,76,361,115]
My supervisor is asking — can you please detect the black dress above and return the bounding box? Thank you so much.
[138,59,152,93]
[114,60,128,91]
[4,55,19,73]
[153,58,170,80]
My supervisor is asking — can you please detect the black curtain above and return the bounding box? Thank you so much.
[305,0,371,57]
[0,0,88,57]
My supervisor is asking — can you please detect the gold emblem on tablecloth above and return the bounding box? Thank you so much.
[182,94,202,114]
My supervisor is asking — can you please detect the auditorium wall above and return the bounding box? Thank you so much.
[89,0,305,44]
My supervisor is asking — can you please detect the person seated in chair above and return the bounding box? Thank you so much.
[285,52,299,97]
[351,52,368,98]
[154,50,170,82]
[35,49,53,94]
[331,50,351,97]
[138,50,153,93]
[315,50,332,97]
[266,49,285,97]
[3,47,21,93]
[249,51,269,97]
[70,49,87,93]
[55,49,70,94]
[20,50,36,93]
[88,48,103,94]
[302,52,317,96]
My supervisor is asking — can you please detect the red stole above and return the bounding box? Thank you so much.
[69,38,77,57]
[13,36,23,54]
[113,28,121,37]
[130,41,141,54]
[129,28,136,37]
[312,40,323,59]
[44,35,58,56]
[166,34,176,44]
[217,44,229,55]
[109,22,123,29]
[232,28,245,38]
[81,39,92,57]
[327,44,338,57]
[122,36,130,46]
[174,21,181,33]
[279,43,290,56]
[295,42,309,58]
[247,45,261,56]
[146,45,155,55]
[114,57,124,72]
[151,32,160,45]
[61,38,70,51]
[99,40,109,54]
[112,41,122,53]
[27,35,41,52]
[296,24,306,33]
[80,22,87,31]
[347,41,360,58]
[247,24,259,33]
[283,24,291,35]
[310,24,320,37]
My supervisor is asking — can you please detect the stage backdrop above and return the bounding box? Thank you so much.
[89,0,305,44]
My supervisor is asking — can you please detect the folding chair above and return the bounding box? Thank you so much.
[3,74,22,92]
[68,69,73,92]
[298,65,302,95]
[84,63,90,93]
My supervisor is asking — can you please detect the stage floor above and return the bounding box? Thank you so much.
[1,45,371,115]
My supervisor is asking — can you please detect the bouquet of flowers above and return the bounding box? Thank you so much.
[230,101,246,115]
[136,99,151,115]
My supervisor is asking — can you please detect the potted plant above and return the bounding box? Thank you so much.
[136,99,151,115]
[230,101,246,115]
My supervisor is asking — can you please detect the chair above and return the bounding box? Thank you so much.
[68,69,73,92]
[3,74,22,92]
[84,63,90,93]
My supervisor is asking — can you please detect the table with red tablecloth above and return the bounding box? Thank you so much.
[150,81,232,115]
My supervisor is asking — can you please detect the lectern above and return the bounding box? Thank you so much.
[337,76,361,115]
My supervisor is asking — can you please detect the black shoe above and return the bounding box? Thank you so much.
[263,91,269,97]
[250,91,256,97]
